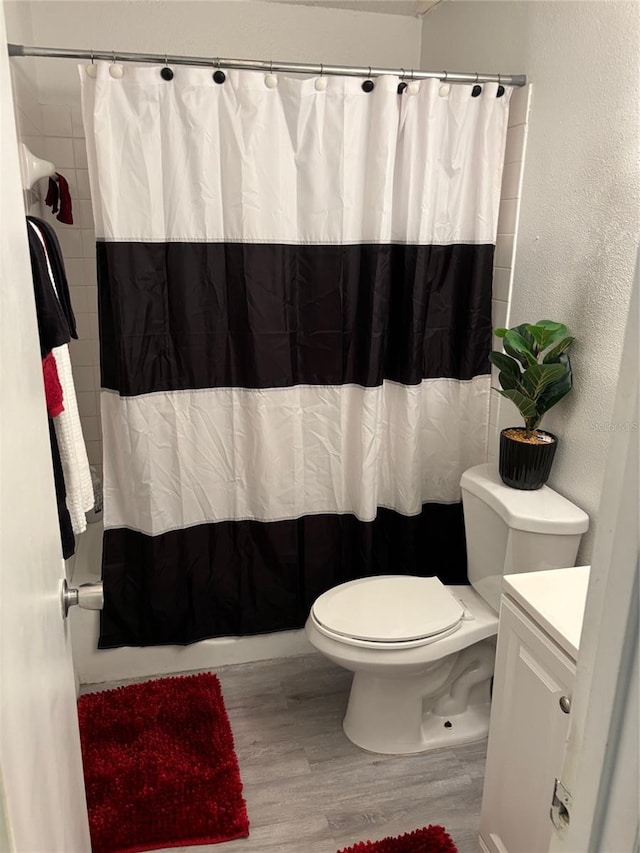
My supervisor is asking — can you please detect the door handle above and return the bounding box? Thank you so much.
[61,578,103,618]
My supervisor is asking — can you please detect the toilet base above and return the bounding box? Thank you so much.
[344,699,491,755]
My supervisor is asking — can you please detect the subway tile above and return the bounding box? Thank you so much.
[69,339,97,366]
[85,440,103,466]
[76,199,94,229]
[73,138,88,169]
[76,312,99,341]
[80,416,101,442]
[85,285,99,315]
[494,234,515,268]
[71,364,95,393]
[81,229,96,258]
[56,227,84,259]
[83,257,97,286]
[64,258,85,287]
[504,124,526,165]
[17,108,42,140]
[492,267,512,302]
[41,104,72,138]
[500,161,522,200]
[70,287,89,315]
[71,106,85,138]
[77,391,98,418]
[76,169,91,199]
[492,298,509,330]
[43,136,75,169]
[497,198,519,235]
[508,85,531,128]
[93,364,102,390]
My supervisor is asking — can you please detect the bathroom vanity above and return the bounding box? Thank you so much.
[479,566,591,853]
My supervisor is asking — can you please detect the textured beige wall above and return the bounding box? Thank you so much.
[422,1,640,560]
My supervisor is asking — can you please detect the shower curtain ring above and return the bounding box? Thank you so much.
[265,60,278,88]
[397,68,408,94]
[496,72,505,98]
[86,48,98,77]
[213,57,226,84]
[109,49,123,79]
[161,52,174,80]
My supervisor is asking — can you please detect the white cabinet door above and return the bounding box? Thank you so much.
[479,596,575,853]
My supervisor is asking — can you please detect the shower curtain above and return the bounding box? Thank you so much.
[81,65,512,648]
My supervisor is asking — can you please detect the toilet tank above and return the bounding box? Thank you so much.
[460,463,589,613]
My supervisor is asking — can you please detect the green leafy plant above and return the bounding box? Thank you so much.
[489,320,574,438]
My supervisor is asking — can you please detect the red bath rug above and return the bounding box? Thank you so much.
[337,824,458,853]
[78,672,249,853]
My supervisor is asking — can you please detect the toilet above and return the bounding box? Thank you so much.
[305,463,589,754]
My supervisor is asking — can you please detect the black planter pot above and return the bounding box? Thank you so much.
[499,428,558,490]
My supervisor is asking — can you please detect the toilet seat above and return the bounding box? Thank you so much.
[310,575,464,649]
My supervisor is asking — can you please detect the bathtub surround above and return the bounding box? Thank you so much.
[80,64,511,647]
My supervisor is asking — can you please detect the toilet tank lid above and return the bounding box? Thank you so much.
[461,464,589,535]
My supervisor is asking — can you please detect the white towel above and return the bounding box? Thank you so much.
[52,344,95,534]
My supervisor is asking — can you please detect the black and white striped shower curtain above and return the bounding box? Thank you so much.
[81,65,511,648]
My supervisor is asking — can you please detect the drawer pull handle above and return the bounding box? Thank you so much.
[559,696,571,714]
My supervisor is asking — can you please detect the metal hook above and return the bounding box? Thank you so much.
[165,53,168,66]
[475,72,479,83]
[400,68,406,81]
[90,50,95,65]
[443,70,448,82]
[112,50,116,64]
[320,63,324,76]
[368,66,372,78]
[409,69,415,80]
[270,59,273,74]
[497,73,501,85]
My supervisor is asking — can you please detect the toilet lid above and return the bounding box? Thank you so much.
[311,576,464,643]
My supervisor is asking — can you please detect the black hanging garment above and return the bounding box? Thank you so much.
[26,219,77,559]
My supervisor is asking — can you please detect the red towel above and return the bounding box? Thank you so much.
[42,352,65,417]
[45,172,74,225]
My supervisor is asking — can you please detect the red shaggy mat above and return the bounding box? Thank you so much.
[337,825,458,853]
[78,673,249,853]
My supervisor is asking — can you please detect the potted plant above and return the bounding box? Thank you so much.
[489,320,574,490]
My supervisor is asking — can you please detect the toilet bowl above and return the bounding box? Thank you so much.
[305,463,589,755]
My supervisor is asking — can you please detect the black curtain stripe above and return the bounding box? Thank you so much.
[99,503,468,648]
[98,241,494,395]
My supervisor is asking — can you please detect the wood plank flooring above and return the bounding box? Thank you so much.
[82,653,485,853]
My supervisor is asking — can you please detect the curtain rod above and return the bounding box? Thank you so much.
[7,43,527,87]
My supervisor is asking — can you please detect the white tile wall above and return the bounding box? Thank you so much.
[488,84,532,463]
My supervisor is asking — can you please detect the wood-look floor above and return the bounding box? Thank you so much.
[82,653,485,853]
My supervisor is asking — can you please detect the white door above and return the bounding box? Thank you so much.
[0,3,91,850]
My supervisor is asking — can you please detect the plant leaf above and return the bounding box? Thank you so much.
[522,363,567,398]
[497,388,539,420]
[537,358,573,414]
[488,351,522,380]
[526,321,568,351]
[543,336,575,363]
[493,328,508,338]
[504,330,537,366]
